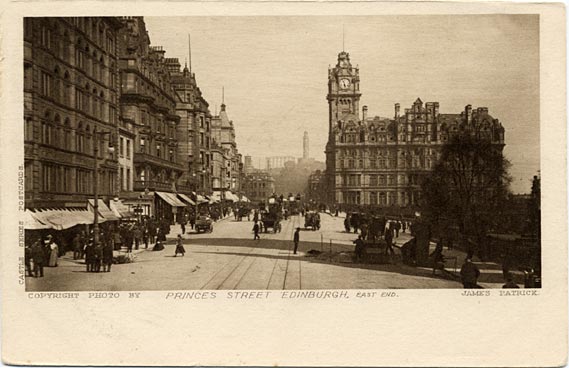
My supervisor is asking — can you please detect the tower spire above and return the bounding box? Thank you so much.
[342,24,345,51]
[221,86,226,111]
[188,33,192,74]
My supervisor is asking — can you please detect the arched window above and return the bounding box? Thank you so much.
[76,122,84,153]
[54,114,61,147]
[42,110,52,145]
[64,118,71,149]
[99,91,105,120]
[25,117,34,141]
[85,125,91,155]
[92,88,98,117]
[53,66,61,102]
[76,39,84,69]
[84,83,90,113]
[63,71,71,106]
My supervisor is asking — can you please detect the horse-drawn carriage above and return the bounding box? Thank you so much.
[261,199,283,233]
[304,211,321,230]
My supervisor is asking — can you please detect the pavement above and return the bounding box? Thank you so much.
[28,213,520,291]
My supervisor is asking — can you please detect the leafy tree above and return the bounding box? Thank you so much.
[421,133,512,257]
[528,174,541,239]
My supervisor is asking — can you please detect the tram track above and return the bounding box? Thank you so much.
[266,214,296,289]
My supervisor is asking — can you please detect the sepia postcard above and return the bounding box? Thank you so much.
[0,1,566,366]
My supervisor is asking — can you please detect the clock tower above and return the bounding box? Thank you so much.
[325,51,361,205]
[327,51,361,137]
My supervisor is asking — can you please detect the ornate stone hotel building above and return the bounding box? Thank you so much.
[325,51,506,207]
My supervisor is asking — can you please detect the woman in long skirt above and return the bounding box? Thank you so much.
[174,234,186,257]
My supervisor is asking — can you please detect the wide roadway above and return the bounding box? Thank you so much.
[26,214,461,291]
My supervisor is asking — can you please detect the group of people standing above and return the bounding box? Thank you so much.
[25,234,59,278]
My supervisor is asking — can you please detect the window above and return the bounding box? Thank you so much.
[24,65,33,91]
[140,137,146,153]
[120,137,124,156]
[379,192,386,205]
[24,118,34,141]
[200,116,204,128]
[370,192,378,205]
[379,175,386,185]
[126,139,131,159]
[41,71,51,97]
[126,168,131,191]
[120,167,124,190]
[369,175,378,186]
[40,26,51,48]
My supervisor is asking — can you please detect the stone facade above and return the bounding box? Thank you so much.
[118,17,183,198]
[242,171,275,204]
[24,17,122,209]
[165,58,213,195]
[325,51,506,207]
[211,102,243,194]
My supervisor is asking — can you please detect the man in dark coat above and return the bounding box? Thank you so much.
[460,256,481,288]
[253,222,260,240]
[102,242,114,272]
[384,229,395,256]
[31,240,46,277]
[353,235,365,262]
[293,227,300,255]
[25,243,34,277]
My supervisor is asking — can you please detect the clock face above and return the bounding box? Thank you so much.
[340,79,351,89]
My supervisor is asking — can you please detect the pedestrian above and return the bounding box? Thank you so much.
[113,229,122,251]
[344,215,351,233]
[293,227,300,254]
[402,221,407,233]
[25,242,34,277]
[430,241,445,276]
[84,239,95,272]
[133,225,142,250]
[102,241,113,272]
[395,221,401,238]
[353,235,365,262]
[180,217,187,235]
[31,239,45,277]
[253,210,259,223]
[72,233,82,260]
[148,220,157,243]
[384,229,395,257]
[189,214,196,230]
[174,234,186,257]
[46,235,59,267]
[502,273,519,289]
[143,227,149,249]
[253,222,260,240]
[460,254,481,288]
[93,244,103,272]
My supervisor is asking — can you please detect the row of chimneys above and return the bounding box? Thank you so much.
[361,103,402,120]
[361,102,486,121]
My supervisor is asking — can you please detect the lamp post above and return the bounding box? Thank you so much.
[92,127,114,248]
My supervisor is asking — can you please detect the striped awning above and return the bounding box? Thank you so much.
[88,199,120,221]
[155,191,187,207]
[24,209,52,230]
[177,193,196,206]
[31,208,94,230]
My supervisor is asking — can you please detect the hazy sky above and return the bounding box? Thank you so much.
[145,15,539,194]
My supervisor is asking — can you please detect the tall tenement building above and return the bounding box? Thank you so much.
[24,17,123,210]
[117,17,187,220]
[325,51,506,207]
